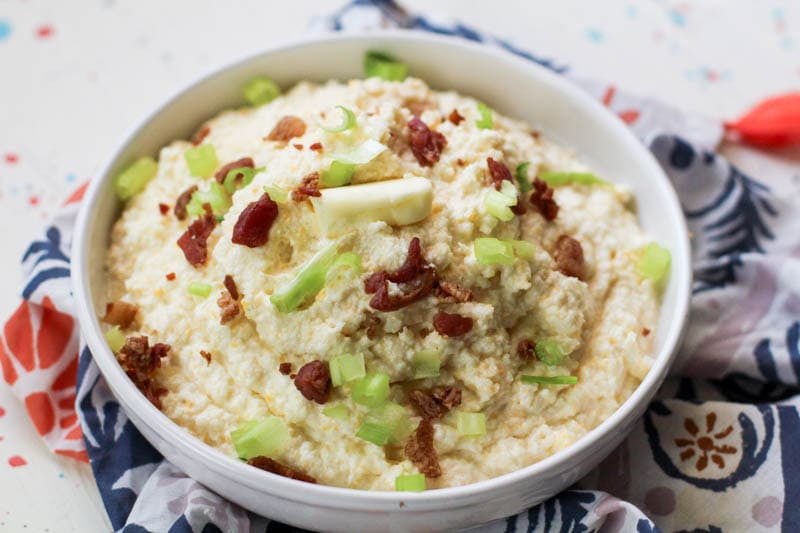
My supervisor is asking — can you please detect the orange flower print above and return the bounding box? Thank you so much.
[674,412,737,471]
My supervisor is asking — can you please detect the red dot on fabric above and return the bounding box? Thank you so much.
[8,455,27,467]
[0,406,5,417]
[28,196,39,206]
[4,153,18,164]
[36,25,54,39]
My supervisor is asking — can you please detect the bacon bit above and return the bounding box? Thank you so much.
[530,178,558,221]
[408,387,461,420]
[448,109,465,125]
[405,418,441,478]
[517,339,536,360]
[293,360,331,404]
[223,275,239,300]
[364,238,436,312]
[177,209,216,266]
[174,185,198,221]
[487,158,513,190]
[192,125,211,146]
[362,313,382,340]
[248,456,317,483]
[530,130,541,140]
[231,193,279,248]
[432,311,473,337]
[511,197,527,215]
[642,327,651,337]
[435,280,473,303]
[293,144,304,151]
[200,350,212,365]
[291,171,321,202]
[214,157,255,184]
[279,362,292,375]
[117,336,170,409]
[165,272,176,281]
[266,116,307,142]
[102,301,138,329]
[408,116,447,167]
[553,235,585,280]
[456,158,465,167]
[158,203,170,215]
[406,100,433,117]
[309,142,323,153]
[217,292,239,325]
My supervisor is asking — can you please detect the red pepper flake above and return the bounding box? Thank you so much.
[293,360,331,404]
[642,327,651,336]
[279,362,292,375]
[553,235,585,280]
[223,275,239,300]
[292,144,304,151]
[487,158,513,190]
[266,116,307,142]
[432,311,473,337]
[166,272,176,281]
[192,125,211,146]
[248,456,317,483]
[530,178,558,221]
[408,116,447,167]
[448,109,464,125]
[364,238,436,312]
[200,350,212,365]
[158,203,170,215]
[231,193,278,248]
[102,301,138,329]
[309,142,323,153]
[174,185,198,221]
[214,157,254,184]
[291,171,321,202]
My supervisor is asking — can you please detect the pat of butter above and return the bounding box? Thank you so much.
[312,177,433,237]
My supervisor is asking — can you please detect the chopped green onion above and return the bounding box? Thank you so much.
[534,339,565,366]
[188,281,213,298]
[186,182,231,217]
[521,375,579,385]
[328,252,363,278]
[321,105,357,133]
[115,157,158,200]
[539,171,608,187]
[263,185,288,204]
[243,77,281,106]
[320,161,357,187]
[329,353,366,387]
[413,350,441,379]
[515,162,532,192]
[332,139,387,165]
[484,190,515,222]
[637,242,671,288]
[105,326,126,353]
[230,416,288,460]
[509,240,536,261]
[395,473,426,492]
[456,412,486,437]
[184,143,218,178]
[474,237,515,266]
[270,242,338,313]
[223,166,263,194]
[476,102,494,130]
[351,372,390,407]
[364,51,408,81]
[356,402,411,446]
[322,403,350,420]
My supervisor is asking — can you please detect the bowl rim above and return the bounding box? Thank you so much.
[71,29,692,509]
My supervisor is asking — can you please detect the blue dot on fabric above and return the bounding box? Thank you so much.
[586,29,604,43]
[66,173,76,183]
[669,11,686,27]
[0,20,12,41]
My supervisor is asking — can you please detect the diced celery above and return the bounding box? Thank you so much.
[395,473,426,492]
[230,416,288,459]
[332,139,387,165]
[351,372,390,407]
[105,326,126,353]
[509,240,536,260]
[413,350,441,379]
[187,281,212,298]
[186,181,231,217]
[270,242,338,313]
[322,403,350,420]
[515,162,532,192]
[223,166,263,194]
[115,157,158,200]
[364,51,408,81]
[474,237,515,266]
[499,180,518,201]
[263,185,288,204]
[243,77,281,106]
[476,102,494,129]
[329,353,366,387]
[637,242,671,287]
[484,190,515,222]
[539,171,608,187]
[456,412,486,437]
[534,339,564,366]
[328,252,363,279]
[356,402,410,446]
[184,144,218,178]
[320,161,356,187]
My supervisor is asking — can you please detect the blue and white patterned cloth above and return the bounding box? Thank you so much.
[13,1,798,531]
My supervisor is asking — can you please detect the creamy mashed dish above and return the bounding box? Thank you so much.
[102,54,669,491]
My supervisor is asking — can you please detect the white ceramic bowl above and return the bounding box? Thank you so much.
[72,31,691,532]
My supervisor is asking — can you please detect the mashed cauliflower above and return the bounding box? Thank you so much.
[105,76,661,490]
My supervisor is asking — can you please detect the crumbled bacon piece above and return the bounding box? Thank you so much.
[435,280,473,303]
[433,311,473,337]
[642,327,651,337]
[517,339,536,360]
[165,272,176,281]
[553,235,585,280]
[231,193,278,248]
[405,418,441,478]
[247,456,317,483]
[291,172,321,202]
[266,116,307,142]
[487,158,513,190]
[530,178,558,221]
[279,362,292,375]
[293,144,303,151]
[192,125,210,146]
[511,198,527,215]
[117,336,170,408]
[177,209,216,266]
[214,157,254,185]
[362,313,382,339]
[293,360,331,404]
[448,109,464,125]
[309,142,323,153]
[431,385,462,410]
[102,301,138,329]
[174,185,198,221]
[408,116,447,167]
[408,386,461,420]
[364,239,436,312]
[406,100,433,117]
[223,275,239,300]
[217,292,239,325]
[200,350,212,365]
[158,203,170,215]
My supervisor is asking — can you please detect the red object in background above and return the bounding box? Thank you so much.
[725,92,800,147]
